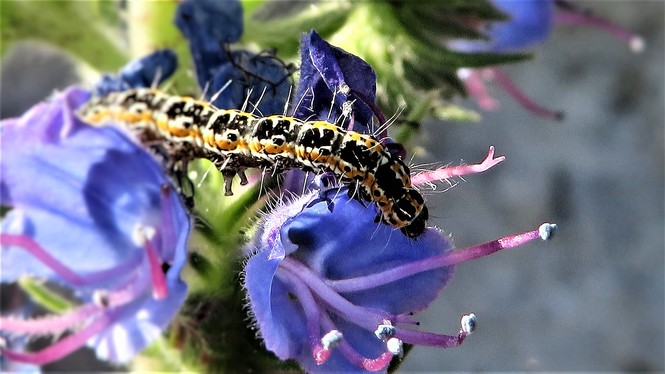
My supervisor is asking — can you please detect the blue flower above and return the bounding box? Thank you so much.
[450,0,643,120]
[448,0,561,119]
[175,0,292,115]
[94,49,178,96]
[0,87,190,365]
[451,0,644,54]
[449,0,554,53]
[244,184,555,372]
[204,50,293,116]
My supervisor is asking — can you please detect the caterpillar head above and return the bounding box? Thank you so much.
[380,188,428,238]
[401,202,428,238]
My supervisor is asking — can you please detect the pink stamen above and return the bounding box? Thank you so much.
[396,328,467,348]
[0,234,142,287]
[491,68,564,120]
[344,112,356,132]
[459,68,500,110]
[359,352,394,372]
[105,271,154,306]
[313,345,332,365]
[0,304,99,335]
[554,10,644,53]
[280,258,392,330]
[328,225,552,293]
[1,314,111,365]
[1,272,146,337]
[1,234,81,283]
[411,146,505,186]
[143,236,168,300]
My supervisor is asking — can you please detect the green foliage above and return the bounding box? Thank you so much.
[124,1,198,94]
[242,0,528,138]
[0,0,126,70]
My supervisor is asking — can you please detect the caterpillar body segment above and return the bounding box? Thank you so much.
[79,88,427,237]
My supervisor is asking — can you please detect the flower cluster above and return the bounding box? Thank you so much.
[8,0,643,372]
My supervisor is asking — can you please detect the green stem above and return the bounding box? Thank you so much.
[18,276,75,313]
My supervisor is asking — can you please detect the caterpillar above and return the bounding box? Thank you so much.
[78,88,428,237]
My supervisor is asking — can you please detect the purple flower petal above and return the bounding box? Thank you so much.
[283,191,453,313]
[244,173,555,372]
[294,31,378,132]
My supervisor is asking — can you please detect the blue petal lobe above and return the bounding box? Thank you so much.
[245,250,307,360]
[95,50,178,96]
[294,31,377,131]
[285,190,454,314]
[206,51,292,114]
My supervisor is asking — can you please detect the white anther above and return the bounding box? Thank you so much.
[374,324,396,340]
[339,82,350,95]
[456,68,471,79]
[93,290,110,308]
[461,313,477,334]
[341,101,354,117]
[386,337,403,356]
[321,330,344,350]
[630,36,645,53]
[132,225,157,247]
[538,223,558,241]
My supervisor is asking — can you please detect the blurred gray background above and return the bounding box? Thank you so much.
[402,2,664,372]
[1,1,663,372]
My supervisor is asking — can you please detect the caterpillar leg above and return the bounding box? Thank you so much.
[139,140,195,209]
[317,172,337,189]
[374,213,382,223]
[221,170,237,196]
[220,167,249,196]
[345,181,369,207]
[237,168,249,185]
[174,166,196,210]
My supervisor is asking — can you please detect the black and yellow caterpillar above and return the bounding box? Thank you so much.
[79,88,428,237]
